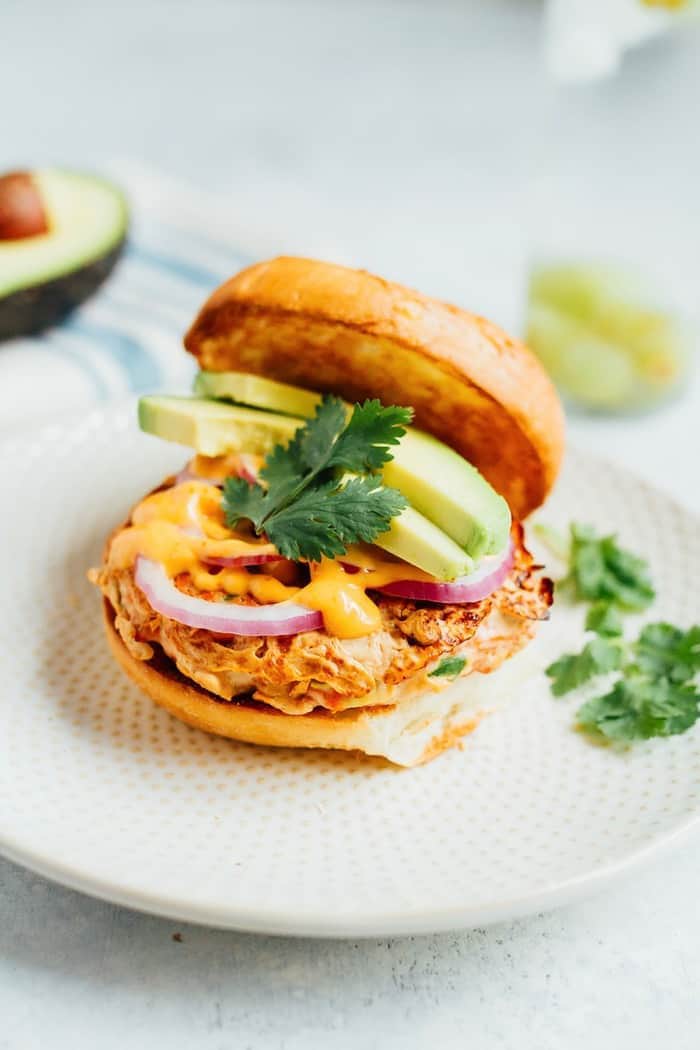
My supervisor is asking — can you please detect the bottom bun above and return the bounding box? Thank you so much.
[102,600,528,767]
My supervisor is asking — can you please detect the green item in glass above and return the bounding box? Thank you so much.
[526,263,691,413]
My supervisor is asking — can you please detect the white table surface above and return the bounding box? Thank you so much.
[2,2,700,1047]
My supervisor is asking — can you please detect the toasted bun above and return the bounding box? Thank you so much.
[184,256,564,519]
[103,600,489,767]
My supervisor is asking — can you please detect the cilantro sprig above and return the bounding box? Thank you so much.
[632,622,700,683]
[584,601,624,638]
[578,675,700,743]
[546,636,624,697]
[222,396,412,562]
[563,523,656,610]
[540,521,700,744]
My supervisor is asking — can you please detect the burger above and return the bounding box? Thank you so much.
[90,256,563,766]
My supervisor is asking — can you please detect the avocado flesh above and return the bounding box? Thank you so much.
[376,506,473,580]
[192,372,512,557]
[138,397,301,457]
[0,169,128,339]
[138,395,473,580]
[195,370,321,418]
[384,430,511,558]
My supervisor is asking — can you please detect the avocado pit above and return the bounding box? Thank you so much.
[0,171,49,241]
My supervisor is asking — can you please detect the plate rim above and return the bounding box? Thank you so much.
[1,814,699,937]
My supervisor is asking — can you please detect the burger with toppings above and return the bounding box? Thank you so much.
[90,257,563,765]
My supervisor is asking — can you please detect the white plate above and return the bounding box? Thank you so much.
[1,405,699,937]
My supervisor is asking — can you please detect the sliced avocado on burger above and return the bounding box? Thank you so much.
[139,394,474,580]
[138,396,302,458]
[193,371,512,557]
[139,391,509,574]
[0,168,128,340]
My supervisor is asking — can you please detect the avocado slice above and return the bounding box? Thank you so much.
[195,370,321,418]
[0,168,128,340]
[376,506,473,580]
[384,430,511,558]
[138,396,301,457]
[192,372,512,556]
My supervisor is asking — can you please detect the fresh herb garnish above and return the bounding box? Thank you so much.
[584,601,624,638]
[564,523,656,611]
[246,475,407,562]
[578,675,700,743]
[546,637,624,697]
[222,395,412,562]
[541,520,700,744]
[429,656,468,680]
[548,618,700,743]
[631,622,700,683]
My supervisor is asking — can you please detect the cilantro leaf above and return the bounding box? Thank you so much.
[222,395,411,559]
[260,425,306,488]
[264,476,408,562]
[297,395,347,471]
[546,636,623,697]
[429,656,467,680]
[262,396,411,483]
[565,524,655,611]
[631,622,700,684]
[585,601,624,637]
[222,477,270,531]
[327,400,413,472]
[577,677,700,743]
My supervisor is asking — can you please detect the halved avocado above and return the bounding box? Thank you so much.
[0,169,128,340]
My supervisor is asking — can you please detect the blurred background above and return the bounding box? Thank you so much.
[2,0,699,503]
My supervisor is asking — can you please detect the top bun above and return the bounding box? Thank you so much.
[184,256,564,518]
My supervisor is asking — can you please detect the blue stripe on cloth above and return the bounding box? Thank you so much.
[104,257,203,319]
[100,290,187,333]
[65,317,163,391]
[126,243,226,288]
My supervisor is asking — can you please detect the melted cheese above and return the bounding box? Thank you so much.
[108,479,434,638]
[295,560,383,637]
[190,452,263,483]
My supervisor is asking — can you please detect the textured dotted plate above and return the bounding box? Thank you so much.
[1,404,699,937]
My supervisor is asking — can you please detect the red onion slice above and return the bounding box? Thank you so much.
[375,541,514,604]
[204,552,282,569]
[134,557,323,636]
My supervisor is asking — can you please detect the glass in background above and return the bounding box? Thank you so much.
[522,173,697,415]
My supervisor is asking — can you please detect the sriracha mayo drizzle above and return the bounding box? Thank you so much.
[108,479,434,639]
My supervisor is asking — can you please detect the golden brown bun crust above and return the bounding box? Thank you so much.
[102,600,480,767]
[184,256,565,518]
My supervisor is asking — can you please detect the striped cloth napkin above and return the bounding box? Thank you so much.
[0,162,272,434]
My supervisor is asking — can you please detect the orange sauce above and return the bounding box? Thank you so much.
[108,478,432,638]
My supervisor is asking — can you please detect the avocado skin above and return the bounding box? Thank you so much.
[0,236,126,341]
